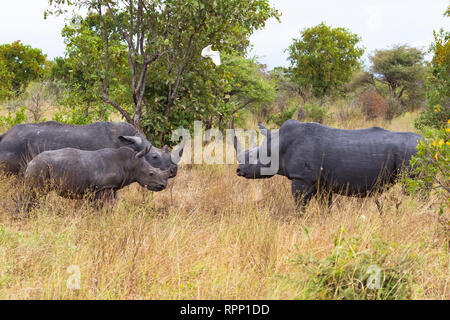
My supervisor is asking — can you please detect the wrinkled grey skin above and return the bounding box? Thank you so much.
[233,119,422,209]
[0,121,183,178]
[24,146,169,206]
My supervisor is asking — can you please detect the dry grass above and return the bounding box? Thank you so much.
[0,163,448,299]
[0,109,448,299]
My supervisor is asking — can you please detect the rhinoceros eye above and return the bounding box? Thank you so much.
[152,154,158,159]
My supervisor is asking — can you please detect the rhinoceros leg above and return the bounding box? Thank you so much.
[93,189,117,210]
[291,179,316,211]
[0,152,23,175]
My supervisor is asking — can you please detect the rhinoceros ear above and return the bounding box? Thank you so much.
[136,145,152,159]
[258,122,270,136]
[163,145,169,153]
[119,135,143,147]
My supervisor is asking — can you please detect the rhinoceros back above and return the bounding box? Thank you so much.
[0,121,137,174]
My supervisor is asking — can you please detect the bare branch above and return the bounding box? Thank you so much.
[98,2,132,124]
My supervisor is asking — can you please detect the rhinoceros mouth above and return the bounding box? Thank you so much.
[146,184,166,191]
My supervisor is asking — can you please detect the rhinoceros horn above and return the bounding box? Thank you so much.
[170,129,187,163]
[258,122,270,136]
[231,117,244,152]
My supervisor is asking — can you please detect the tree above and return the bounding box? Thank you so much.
[143,53,276,143]
[47,0,280,141]
[0,58,13,101]
[370,45,426,110]
[50,14,128,124]
[287,22,364,99]
[407,7,449,215]
[0,41,47,97]
[415,29,450,130]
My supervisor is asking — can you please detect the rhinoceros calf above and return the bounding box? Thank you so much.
[232,119,422,210]
[23,146,169,208]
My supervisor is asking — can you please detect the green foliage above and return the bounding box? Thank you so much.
[370,45,426,111]
[48,0,280,145]
[0,106,27,129]
[50,14,128,124]
[416,29,449,130]
[262,67,301,121]
[408,9,449,213]
[287,231,416,300]
[0,41,47,97]
[406,121,450,215]
[0,58,13,102]
[143,53,277,144]
[287,22,364,98]
[52,103,111,125]
[415,104,450,130]
[303,102,328,123]
[268,103,297,127]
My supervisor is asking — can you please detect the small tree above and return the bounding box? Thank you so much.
[0,41,47,97]
[370,45,426,111]
[47,0,280,140]
[24,82,51,122]
[287,22,364,99]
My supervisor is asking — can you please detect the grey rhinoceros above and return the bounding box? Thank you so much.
[232,119,422,209]
[24,146,169,208]
[0,121,184,178]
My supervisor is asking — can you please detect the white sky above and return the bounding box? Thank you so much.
[0,0,449,70]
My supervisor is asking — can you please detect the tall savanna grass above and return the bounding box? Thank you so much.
[0,164,448,299]
[0,110,448,299]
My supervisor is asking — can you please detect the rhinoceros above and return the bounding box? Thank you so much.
[232,119,422,209]
[24,146,169,208]
[0,121,184,178]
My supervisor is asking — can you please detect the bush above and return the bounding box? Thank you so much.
[288,231,416,299]
[415,104,450,130]
[406,119,450,215]
[359,90,388,120]
[268,104,297,127]
[0,106,27,129]
[303,102,328,123]
[52,106,94,125]
[385,97,404,121]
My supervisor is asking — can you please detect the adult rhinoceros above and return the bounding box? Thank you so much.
[0,121,184,178]
[232,119,422,209]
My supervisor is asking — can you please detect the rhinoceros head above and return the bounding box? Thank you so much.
[119,135,184,179]
[132,145,170,191]
[231,119,279,179]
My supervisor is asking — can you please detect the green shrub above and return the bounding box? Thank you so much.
[284,229,417,300]
[406,119,449,215]
[268,104,297,126]
[0,106,27,129]
[303,102,328,123]
[415,104,450,130]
